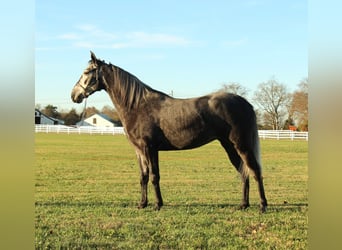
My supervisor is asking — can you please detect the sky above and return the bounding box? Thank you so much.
[35,0,307,112]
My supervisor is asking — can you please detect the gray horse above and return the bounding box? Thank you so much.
[71,52,267,212]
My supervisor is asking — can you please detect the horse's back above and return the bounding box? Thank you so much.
[208,92,256,126]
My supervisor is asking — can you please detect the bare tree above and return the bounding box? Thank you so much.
[253,78,291,130]
[220,82,249,98]
[290,78,308,131]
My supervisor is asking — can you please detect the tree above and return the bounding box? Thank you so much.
[220,82,249,98]
[41,104,60,119]
[253,78,291,130]
[62,108,80,125]
[254,109,266,129]
[290,78,308,131]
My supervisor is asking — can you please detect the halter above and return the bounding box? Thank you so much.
[76,67,100,126]
[76,67,101,94]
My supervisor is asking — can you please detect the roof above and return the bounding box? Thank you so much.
[95,113,114,122]
[35,109,65,124]
[77,113,118,126]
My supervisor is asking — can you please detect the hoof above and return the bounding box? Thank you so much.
[154,202,163,211]
[138,203,148,209]
[239,204,250,210]
[260,200,268,213]
[260,205,267,213]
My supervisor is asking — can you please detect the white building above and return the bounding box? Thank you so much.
[77,113,117,127]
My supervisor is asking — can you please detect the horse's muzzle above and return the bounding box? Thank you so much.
[71,88,85,103]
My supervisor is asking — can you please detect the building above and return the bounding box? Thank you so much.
[35,109,64,125]
[76,113,117,127]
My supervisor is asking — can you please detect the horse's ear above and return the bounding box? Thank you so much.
[90,51,97,64]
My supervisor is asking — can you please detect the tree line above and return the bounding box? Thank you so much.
[36,77,308,131]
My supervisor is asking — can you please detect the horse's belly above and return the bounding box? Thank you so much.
[158,101,217,150]
[159,125,216,150]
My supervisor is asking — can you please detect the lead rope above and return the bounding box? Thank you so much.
[79,97,87,126]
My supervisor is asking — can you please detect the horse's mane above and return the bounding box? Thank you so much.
[99,60,165,110]
[112,65,156,110]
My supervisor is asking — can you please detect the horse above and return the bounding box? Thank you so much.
[71,51,268,212]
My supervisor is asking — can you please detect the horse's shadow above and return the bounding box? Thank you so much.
[164,202,308,212]
[36,201,308,213]
[265,202,308,212]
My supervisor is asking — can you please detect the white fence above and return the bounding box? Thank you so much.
[35,125,308,140]
[35,124,125,135]
[258,130,308,141]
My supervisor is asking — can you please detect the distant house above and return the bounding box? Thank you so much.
[35,109,64,125]
[76,113,118,127]
[289,125,297,131]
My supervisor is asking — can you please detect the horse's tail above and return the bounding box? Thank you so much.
[240,118,261,180]
[235,97,262,180]
[253,120,262,171]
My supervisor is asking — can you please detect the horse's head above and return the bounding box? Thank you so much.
[71,51,104,103]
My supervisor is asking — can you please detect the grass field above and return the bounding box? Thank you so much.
[35,133,308,249]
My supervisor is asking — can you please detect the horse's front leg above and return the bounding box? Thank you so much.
[137,152,149,209]
[136,147,163,210]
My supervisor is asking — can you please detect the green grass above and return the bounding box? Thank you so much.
[35,134,308,249]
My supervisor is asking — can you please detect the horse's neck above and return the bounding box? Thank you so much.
[98,65,121,112]
[102,65,148,117]
[102,65,170,123]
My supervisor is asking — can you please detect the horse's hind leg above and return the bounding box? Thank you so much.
[236,147,267,213]
[136,151,149,209]
[220,139,250,210]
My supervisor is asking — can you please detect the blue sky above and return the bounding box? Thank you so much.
[36,0,307,112]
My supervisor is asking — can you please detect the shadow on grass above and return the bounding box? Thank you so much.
[267,202,308,212]
[165,202,308,213]
[36,200,308,213]
[35,201,134,208]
